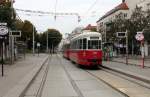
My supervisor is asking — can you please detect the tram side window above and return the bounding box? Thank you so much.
[74,41,76,49]
[79,39,83,49]
[75,40,78,49]
[83,38,87,49]
[73,40,78,49]
[88,40,99,49]
[99,40,101,49]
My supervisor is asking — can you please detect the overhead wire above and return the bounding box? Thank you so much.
[15,8,81,23]
[85,0,99,15]
[15,9,79,16]
[81,0,99,21]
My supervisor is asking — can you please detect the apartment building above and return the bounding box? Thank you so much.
[96,0,149,40]
[97,0,150,56]
[97,0,129,42]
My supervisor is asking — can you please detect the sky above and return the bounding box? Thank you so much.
[14,0,122,37]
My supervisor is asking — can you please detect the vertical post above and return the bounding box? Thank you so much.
[52,43,53,54]
[126,30,128,65]
[132,40,134,56]
[141,40,144,68]
[10,36,14,64]
[10,0,14,64]
[38,46,39,56]
[47,31,48,53]
[1,40,4,76]
[104,31,106,43]
[32,26,35,55]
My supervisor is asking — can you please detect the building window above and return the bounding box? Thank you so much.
[124,13,127,18]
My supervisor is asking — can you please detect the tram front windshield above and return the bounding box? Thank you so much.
[88,40,101,49]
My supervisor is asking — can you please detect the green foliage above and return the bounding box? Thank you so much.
[40,29,62,50]
[47,29,62,48]
[107,6,150,42]
[105,6,150,54]
[0,2,16,28]
[13,19,38,50]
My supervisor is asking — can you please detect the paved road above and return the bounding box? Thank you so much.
[41,54,125,97]
[2,54,150,97]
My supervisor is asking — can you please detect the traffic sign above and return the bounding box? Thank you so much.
[116,32,127,38]
[135,33,144,41]
[0,23,7,26]
[10,31,21,37]
[0,26,8,36]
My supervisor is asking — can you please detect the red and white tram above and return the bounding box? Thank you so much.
[69,31,102,67]
[62,43,70,59]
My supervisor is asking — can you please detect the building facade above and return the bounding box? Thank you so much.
[97,0,130,42]
[97,0,150,56]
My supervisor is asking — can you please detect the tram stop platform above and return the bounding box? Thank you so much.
[103,57,150,85]
[0,54,48,97]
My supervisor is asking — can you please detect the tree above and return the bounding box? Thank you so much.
[40,29,62,51]
[47,29,62,49]
[143,9,150,43]
[106,12,129,43]
[130,6,147,35]
[14,20,37,50]
[0,1,16,28]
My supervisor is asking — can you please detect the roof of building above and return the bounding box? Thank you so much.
[84,24,96,30]
[97,2,129,22]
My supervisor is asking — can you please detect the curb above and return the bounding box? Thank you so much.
[103,65,150,85]
[3,55,49,97]
[111,60,150,68]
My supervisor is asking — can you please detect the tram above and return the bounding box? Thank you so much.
[69,31,102,67]
[62,43,70,59]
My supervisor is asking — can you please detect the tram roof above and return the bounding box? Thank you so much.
[71,31,101,41]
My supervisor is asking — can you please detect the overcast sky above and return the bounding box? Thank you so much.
[14,0,122,36]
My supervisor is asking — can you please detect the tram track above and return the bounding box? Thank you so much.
[85,66,150,97]
[56,54,84,97]
[23,55,51,97]
[58,54,128,97]
[59,53,150,97]
[101,66,150,89]
[23,54,150,97]
[85,69,129,97]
